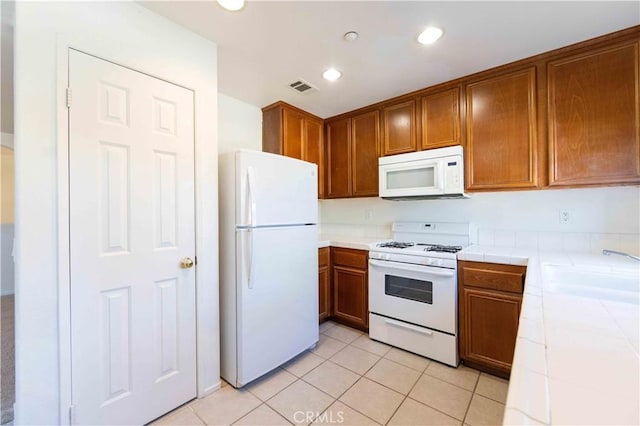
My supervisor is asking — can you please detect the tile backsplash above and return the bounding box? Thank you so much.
[320,186,640,254]
[477,229,640,255]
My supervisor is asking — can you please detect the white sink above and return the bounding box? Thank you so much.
[541,264,640,304]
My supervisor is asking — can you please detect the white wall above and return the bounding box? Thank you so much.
[218,93,262,154]
[14,2,219,424]
[320,186,640,249]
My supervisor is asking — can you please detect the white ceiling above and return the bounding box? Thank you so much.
[142,1,639,118]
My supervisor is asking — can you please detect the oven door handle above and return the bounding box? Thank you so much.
[384,318,434,336]
[369,259,455,277]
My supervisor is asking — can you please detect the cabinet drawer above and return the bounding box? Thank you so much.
[318,247,330,267]
[459,261,525,294]
[332,247,368,270]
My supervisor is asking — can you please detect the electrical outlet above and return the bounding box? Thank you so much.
[559,209,571,225]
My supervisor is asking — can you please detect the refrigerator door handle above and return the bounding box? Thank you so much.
[247,166,257,227]
[247,228,254,289]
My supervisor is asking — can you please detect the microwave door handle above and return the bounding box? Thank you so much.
[369,259,455,277]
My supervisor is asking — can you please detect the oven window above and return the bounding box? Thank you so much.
[385,275,433,304]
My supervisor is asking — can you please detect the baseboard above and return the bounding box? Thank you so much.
[1,133,13,149]
[198,381,221,399]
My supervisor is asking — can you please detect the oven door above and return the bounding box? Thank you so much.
[369,258,457,334]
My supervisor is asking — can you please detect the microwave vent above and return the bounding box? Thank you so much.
[288,79,318,94]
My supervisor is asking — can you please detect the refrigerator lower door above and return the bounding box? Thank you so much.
[235,225,319,386]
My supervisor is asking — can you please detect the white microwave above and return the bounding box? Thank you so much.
[378,146,467,200]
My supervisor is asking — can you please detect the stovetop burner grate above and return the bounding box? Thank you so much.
[420,244,463,253]
[377,241,415,249]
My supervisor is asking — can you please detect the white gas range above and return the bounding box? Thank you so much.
[368,222,469,367]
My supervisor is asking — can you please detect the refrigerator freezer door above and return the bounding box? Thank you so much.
[235,225,318,386]
[236,151,318,227]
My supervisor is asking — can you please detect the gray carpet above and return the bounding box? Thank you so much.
[1,295,14,424]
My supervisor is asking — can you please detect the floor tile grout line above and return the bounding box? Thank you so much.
[422,365,481,392]
[381,360,427,426]
[229,402,292,426]
[312,353,400,425]
[312,379,383,426]
[461,372,481,425]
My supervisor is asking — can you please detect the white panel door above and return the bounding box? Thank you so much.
[236,151,318,227]
[236,225,318,386]
[69,50,196,425]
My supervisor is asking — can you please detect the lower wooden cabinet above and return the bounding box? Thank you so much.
[318,247,331,321]
[318,247,369,331]
[458,261,526,378]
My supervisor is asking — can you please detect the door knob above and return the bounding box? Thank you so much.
[181,257,195,269]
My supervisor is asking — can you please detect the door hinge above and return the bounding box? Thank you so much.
[66,88,72,108]
[69,404,76,425]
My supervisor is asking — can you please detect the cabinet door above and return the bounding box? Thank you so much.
[421,87,461,149]
[283,108,304,160]
[332,266,368,330]
[319,248,331,321]
[304,118,325,198]
[466,68,538,190]
[262,107,283,154]
[351,110,380,197]
[548,42,640,186]
[382,100,417,156]
[319,265,330,321]
[459,287,521,376]
[326,118,352,198]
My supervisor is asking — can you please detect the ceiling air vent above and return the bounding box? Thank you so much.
[288,79,318,95]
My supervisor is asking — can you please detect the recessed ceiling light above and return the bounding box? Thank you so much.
[343,31,359,42]
[217,0,245,11]
[418,27,444,45]
[322,68,342,82]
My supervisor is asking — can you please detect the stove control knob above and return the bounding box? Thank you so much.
[436,259,443,267]
[385,254,391,260]
[378,253,384,259]
[426,259,433,265]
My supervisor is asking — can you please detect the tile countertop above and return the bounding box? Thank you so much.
[459,245,640,425]
[317,235,389,251]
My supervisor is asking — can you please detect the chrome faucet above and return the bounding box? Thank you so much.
[602,249,640,262]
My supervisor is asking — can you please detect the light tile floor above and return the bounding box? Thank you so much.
[153,322,509,426]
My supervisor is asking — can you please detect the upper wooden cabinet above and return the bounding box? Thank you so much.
[465,68,539,190]
[382,100,417,156]
[351,111,380,196]
[547,41,640,186]
[282,108,304,160]
[326,110,380,198]
[264,28,639,198]
[262,102,325,197]
[326,117,352,198]
[421,87,462,150]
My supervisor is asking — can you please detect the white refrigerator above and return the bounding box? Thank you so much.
[219,150,319,387]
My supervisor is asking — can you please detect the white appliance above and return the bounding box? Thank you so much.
[378,146,467,200]
[368,222,469,367]
[219,150,319,387]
